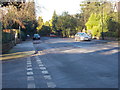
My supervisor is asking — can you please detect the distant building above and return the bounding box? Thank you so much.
[113,1,120,12]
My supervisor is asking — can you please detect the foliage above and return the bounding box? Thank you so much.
[2,32,12,43]
[80,1,102,25]
[86,13,111,37]
[2,30,16,43]
[2,2,37,38]
[38,25,51,36]
[55,12,78,37]
[81,1,119,38]
[80,1,113,30]
[37,17,51,36]
[36,16,44,32]
[51,11,58,33]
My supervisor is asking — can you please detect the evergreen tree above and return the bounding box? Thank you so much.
[36,16,44,32]
[51,11,58,33]
[86,13,109,38]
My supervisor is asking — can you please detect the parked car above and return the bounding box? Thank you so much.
[75,32,91,41]
[33,34,40,40]
[50,33,57,37]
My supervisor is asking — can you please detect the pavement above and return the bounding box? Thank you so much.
[1,37,119,88]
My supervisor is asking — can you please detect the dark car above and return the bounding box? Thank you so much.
[33,34,40,40]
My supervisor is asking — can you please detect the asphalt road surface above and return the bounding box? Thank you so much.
[2,37,119,88]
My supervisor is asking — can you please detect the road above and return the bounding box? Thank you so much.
[2,37,119,88]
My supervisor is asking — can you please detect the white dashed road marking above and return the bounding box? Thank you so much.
[39,67,46,70]
[37,60,41,62]
[44,75,52,80]
[39,64,44,67]
[27,68,33,71]
[27,57,36,88]
[37,62,43,64]
[27,65,32,68]
[27,62,32,64]
[41,70,49,74]
[47,82,56,88]
[27,76,34,81]
[27,71,34,75]
[27,82,36,88]
[35,55,56,88]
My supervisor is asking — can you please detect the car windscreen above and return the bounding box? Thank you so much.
[34,34,40,37]
[78,33,88,37]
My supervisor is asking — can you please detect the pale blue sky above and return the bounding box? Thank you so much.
[34,0,118,22]
[35,0,83,22]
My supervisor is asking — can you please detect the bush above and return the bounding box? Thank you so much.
[104,31,118,37]
[21,31,26,41]
[2,32,12,43]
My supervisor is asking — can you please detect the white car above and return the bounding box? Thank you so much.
[75,32,91,41]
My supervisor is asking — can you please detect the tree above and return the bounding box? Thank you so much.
[51,10,58,33]
[2,2,37,37]
[44,21,50,26]
[80,1,112,28]
[37,19,51,36]
[74,14,84,31]
[55,12,78,37]
[36,16,44,32]
[80,1,101,25]
[85,13,109,38]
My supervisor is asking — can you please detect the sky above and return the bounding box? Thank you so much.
[34,0,83,22]
[34,0,118,22]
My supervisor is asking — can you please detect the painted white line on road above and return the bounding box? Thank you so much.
[27,57,31,61]
[44,75,52,80]
[39,67,46,70]
[27,62,32,64]
[37,60,41,62]
[47,82,56,88]
[35,55,56,88]
[27,76,34,81]
[27,61,31,63]
[27,63,32,65]
[27,57,36,88]
[27,82,36,88]
[27,68,33,71]
[37,62,43,64]
[27,65,32,68]
[35,56,40,60]
[27,71,33,75]
[39,64,44,67]
[41,70,49,74]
